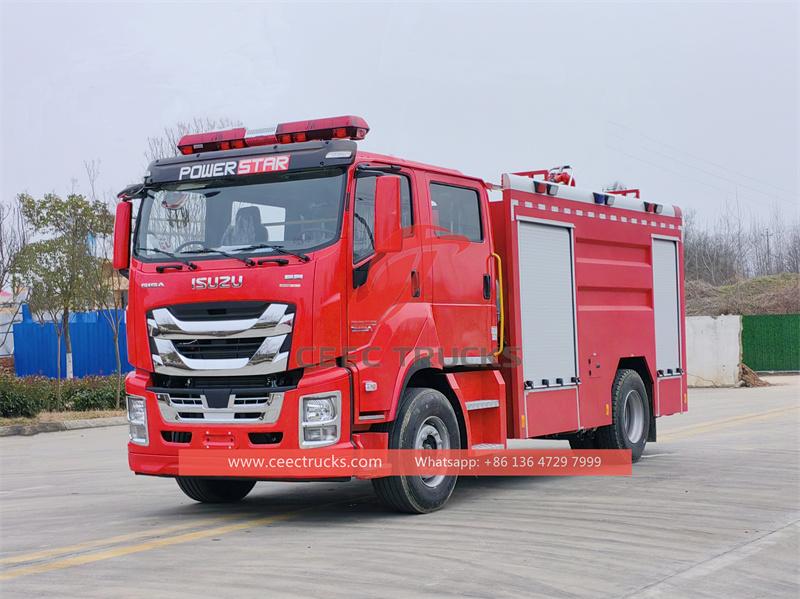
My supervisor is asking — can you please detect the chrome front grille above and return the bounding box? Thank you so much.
[147,302,294,377]
[155,390,284,424]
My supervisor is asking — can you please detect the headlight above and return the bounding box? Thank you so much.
[299,392,341,448]
[126,395,149,446]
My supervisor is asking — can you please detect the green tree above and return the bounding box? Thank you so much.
[14,193,113,388]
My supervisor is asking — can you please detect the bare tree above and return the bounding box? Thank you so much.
[85,160,128,406]
[89,238,127,407]
[684,201,800,315]
[683,208,740,286]
[0,199,28,293]
[0,199,29,352]
[144,117,242,163]
[784,220,800,275]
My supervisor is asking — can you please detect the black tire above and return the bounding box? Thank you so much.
[372,387,460,514]
[596,369,650,462]
[176,477,256,503]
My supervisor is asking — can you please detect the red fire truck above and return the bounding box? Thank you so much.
[114,115,687,513]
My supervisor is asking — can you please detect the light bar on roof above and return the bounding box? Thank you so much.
[176,115,369,155]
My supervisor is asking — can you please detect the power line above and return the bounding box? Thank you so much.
[607,143,749,198]
[607,120,797,198]
[608,132,798,206]
[606,138,799,208]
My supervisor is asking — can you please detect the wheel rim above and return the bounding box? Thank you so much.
[414,415,450,488]
[622,390,645,444]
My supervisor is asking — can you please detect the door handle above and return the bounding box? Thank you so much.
[483,274,491,300]
[411,270,421,298]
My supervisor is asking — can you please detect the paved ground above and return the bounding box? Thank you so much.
[1,378,798,598]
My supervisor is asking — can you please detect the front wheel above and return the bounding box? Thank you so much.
[596,369,650,462]
[372,387,461,514]
[176,477,256,503]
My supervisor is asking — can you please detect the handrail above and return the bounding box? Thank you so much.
[491,252,505,358]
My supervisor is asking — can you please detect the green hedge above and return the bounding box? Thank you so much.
[0,372,122,418]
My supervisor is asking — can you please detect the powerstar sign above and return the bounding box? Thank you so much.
[178,155,291,180]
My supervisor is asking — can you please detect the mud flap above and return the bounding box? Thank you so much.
[648,411,657,442]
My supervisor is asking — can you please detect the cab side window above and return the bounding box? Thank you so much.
[353,175,413,263]
[429,183,482,242]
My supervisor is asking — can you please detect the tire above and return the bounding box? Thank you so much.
[372,387,461,514]
[176,477,256,503]
[596,369,650,462]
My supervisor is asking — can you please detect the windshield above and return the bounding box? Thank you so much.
[134,168,346,260]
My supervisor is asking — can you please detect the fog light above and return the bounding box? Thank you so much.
[126,395,148,446]
[304,425,338,443]
[299,392,341,448]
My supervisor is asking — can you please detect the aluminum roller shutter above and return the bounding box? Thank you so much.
[652,238,681,372]
[517,220,578,388]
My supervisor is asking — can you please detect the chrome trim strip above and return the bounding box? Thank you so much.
[442,355,494,367]
[150,305,293,339]
[151,337,289,376]
[465,399,500,411]
[151,358,289,378]
[472,443,505,450]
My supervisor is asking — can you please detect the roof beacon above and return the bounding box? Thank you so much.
[177,115,369,155]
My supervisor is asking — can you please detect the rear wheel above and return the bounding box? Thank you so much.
[372,387,460,514]
[596,369,650,462]
[176,477,256,503]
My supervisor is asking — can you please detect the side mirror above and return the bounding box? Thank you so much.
[373,176,402,254]
[113,201,132,271]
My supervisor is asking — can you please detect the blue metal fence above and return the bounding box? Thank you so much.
[13,305,131,378]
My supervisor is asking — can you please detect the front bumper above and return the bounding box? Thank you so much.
[126,365,353,478]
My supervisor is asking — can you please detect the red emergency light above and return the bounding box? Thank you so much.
[177,115,369,155]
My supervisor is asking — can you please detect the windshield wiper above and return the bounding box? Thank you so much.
[233,243,310,262]
[138,247,198,272]
[178,245,256,267]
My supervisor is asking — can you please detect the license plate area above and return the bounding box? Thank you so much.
[202,431,236,449]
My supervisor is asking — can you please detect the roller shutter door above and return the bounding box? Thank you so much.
[652,238,681,373]
[517,220,578,388]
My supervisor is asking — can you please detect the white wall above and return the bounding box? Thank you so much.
[0,310,20,357]
[686,315,741,387]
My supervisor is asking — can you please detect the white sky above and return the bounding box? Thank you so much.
[1,1,797,223]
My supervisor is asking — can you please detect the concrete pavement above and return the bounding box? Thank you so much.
[1,379,798,598]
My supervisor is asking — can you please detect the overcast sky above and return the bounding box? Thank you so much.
[1,1,797,223]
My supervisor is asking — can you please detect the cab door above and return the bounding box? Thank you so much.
[347,166,424,414]
[423,174,495,365]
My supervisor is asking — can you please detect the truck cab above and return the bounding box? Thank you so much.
[115,116,506,511]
